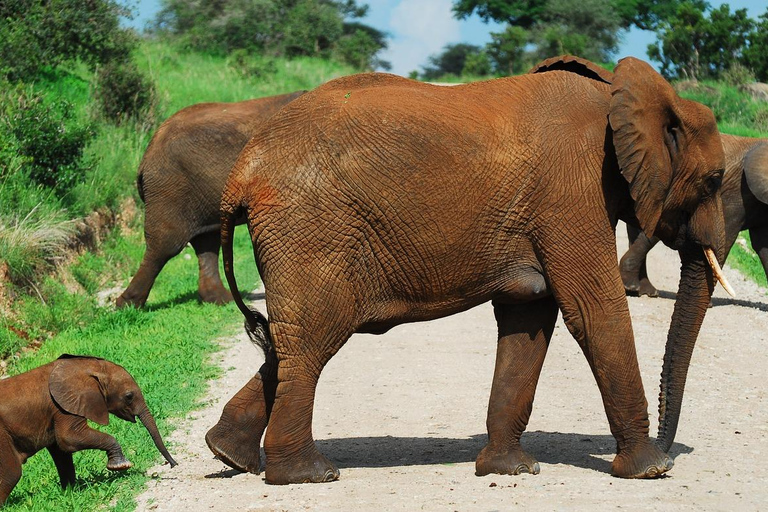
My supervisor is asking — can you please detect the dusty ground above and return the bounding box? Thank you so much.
[137,223,768,511]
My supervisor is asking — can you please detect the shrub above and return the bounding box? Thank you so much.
[722,62,756,87]
[2,87,92,191]
[94,61,156,126]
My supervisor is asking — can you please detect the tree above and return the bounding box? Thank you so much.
[648,1,754,80]
[486,25,529,75]
[611,0,707,30]
[741,9,768,82]
[0,0,136,81]
[421,44,484,79]
[452,0,548,28]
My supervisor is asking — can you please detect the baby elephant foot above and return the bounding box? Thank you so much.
[611,441,673,479]
[107,456,133,471]
[265,449,340,485]
[475,444,540,476]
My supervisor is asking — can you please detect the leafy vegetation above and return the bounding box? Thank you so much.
[153,0,389,71]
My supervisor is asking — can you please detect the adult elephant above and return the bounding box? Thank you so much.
[621,135,768,297]
[116,91,304,308]
[206,56,729,484]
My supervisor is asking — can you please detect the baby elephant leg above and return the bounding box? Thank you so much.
[48,445,76,489]
[55,416,132,471]
[0,431,22,506]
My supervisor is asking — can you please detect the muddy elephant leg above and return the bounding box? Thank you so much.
[55,416,132,470]
[620,224,660,297]
[190,231,233,305]
[262,318,350,485]
[47,445,76,489]
[206,350,278,473]
[476,296,558,476]
[0,431,21,506]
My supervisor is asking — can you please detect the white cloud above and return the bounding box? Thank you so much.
[381,0,461,76]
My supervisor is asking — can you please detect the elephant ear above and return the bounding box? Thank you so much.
[528,54,613,84]
[609,57,682,238]
[49,355,109,426]
[744,142,768,205]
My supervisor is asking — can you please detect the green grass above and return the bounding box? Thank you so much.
[728,232,768,289]
[1,224,260,511]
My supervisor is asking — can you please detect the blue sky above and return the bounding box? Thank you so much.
[127,0,767,76]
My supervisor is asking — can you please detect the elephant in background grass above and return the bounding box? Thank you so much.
[207,55,730,484]
[116,91,305,309]
[621,135,768,298]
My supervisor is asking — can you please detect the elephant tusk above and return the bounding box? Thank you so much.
[704,247,735,297]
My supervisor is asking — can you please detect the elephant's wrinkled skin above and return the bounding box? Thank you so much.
[116,91,304,308]
[207,57,727,484]
[619,134,768,450]
[0,355,176,506]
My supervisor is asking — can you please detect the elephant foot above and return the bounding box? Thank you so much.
[264,448,340,485]
[107,457,133,471]
[205,422,262,474]
[611,441,673,479]
[637,278,659,298]
[199,286,233,305]
[475,444,540,476]
[115,292,146,309]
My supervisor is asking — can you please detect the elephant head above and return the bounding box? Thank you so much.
[533,56,730,452]
[49,355,177,467]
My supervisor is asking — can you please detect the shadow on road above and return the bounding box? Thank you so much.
[652,290,768,311]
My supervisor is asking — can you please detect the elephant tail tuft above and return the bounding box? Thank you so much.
[243,307,273,358]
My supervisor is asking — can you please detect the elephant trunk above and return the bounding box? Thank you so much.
[656,244,716,452]
[138,406,178,467]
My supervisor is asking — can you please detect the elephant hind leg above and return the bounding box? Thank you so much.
[476,297,558,477]
[0,431,22,506]
[47,445,76,489]
[190,231,233,305]
[206,350,277,474]
[262,314,356,485]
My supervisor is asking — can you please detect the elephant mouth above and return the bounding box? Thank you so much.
[703,247,735,297]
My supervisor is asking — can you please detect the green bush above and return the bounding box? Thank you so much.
[2,87,92,191]
[94,60,156,126]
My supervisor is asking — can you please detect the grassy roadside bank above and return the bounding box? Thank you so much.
[0,40,355,510]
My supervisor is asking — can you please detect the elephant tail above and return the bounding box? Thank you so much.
[220,182,273,358]
[136,167,146,204]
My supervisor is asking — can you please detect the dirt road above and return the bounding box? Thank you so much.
[137,224,768,511]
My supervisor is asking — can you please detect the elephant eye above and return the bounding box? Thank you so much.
[704,171,723,195]
[124,391,134,403]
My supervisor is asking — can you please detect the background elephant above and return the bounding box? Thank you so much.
[116,91,305,308]
[621,135,768,297]
[207,56,728,485]
[0,354,176,505]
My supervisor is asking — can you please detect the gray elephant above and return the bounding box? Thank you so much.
[206,56,730,484]
[117,91,304,308]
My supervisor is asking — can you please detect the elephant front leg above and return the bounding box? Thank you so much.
[206,352,277,473]
[749,226,768,282]
[55,416,132,471]
[191,232,233,305]
[620,225,660,297]
[476,297,558,477]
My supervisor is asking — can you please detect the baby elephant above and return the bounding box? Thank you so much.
[0,355,177,506]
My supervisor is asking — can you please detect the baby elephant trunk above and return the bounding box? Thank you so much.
[138,407,178,467]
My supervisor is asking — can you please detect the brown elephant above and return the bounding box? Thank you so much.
[206,56,730,484]
[116,91,305,308]
[621,134,768,298]
[0,355,177,506]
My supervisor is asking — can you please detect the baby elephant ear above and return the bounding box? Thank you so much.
[609,57,681,238]
[49,357,110,426]
[744,143,768,205]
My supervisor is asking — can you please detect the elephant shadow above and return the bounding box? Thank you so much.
[656,290,768,311]
[204,431,692,478]
[145,290,265,311]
